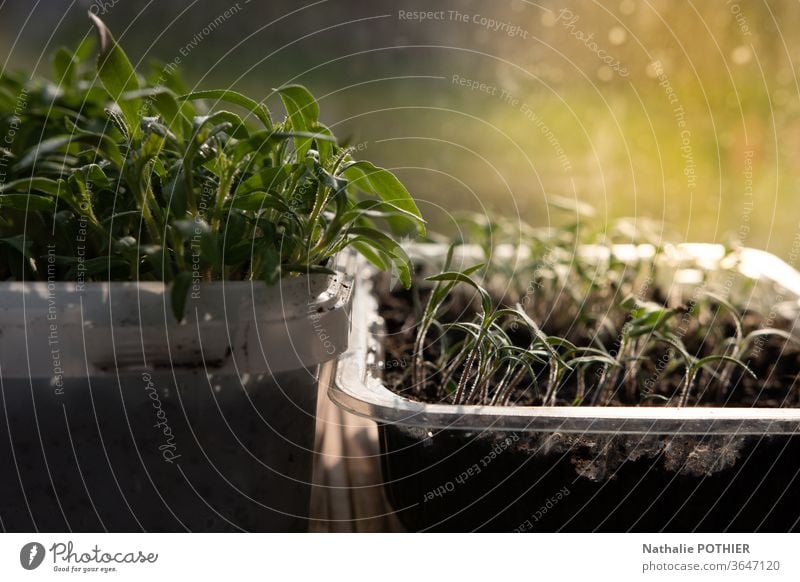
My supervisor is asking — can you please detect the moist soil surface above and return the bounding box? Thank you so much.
[376,280,800,408]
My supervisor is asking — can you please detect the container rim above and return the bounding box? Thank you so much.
[0,252,356,323]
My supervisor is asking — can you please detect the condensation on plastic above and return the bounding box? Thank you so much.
[330,244,800,435]
[0,251,355,378]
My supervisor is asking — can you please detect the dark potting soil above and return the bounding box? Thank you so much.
[376,278,800,409]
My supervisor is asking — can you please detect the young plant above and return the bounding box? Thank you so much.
[425,270,494,404]
[701,292,800,403]
[655,332,756,407]
[592,296,679,405]
[412,245,482,391]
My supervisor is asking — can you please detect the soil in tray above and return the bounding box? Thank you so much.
[371,275,800,532]
[375,275,800,409]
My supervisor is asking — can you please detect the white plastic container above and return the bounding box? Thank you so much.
[0,252,355,532]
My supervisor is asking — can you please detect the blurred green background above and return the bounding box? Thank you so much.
[2,0,799,258]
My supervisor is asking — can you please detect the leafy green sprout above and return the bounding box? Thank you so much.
[0,15,424,320]
[412,244,482,392]
[653,332,756,407]
[700,292,800,403]
[425,270,494,404]
[590,296,680,405]
[415,264,518,405]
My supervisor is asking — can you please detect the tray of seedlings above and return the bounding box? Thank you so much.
[330,216,800,532]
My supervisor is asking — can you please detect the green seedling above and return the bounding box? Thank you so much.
[701,292,800,403]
